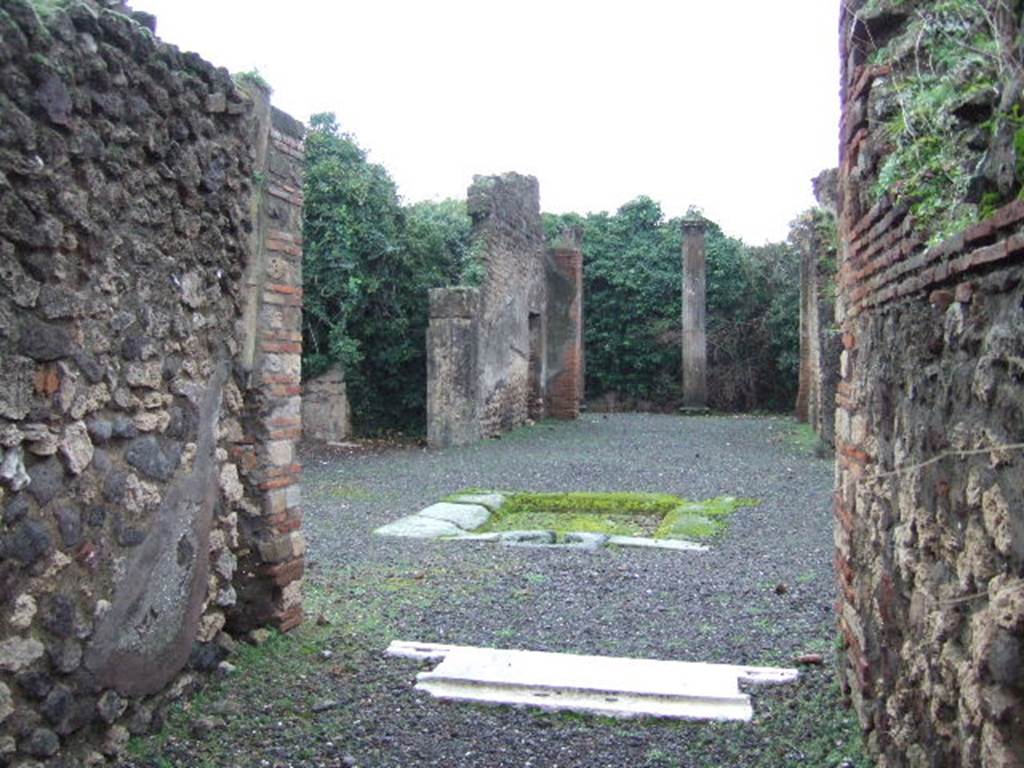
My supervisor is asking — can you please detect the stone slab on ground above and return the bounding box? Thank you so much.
[449,533,502,542]
[418,502,490,530]
[374,516,463,538]
[447,493,507,511]
[499,530,555,545]
[387,642,797,721]
[608,536,708,552]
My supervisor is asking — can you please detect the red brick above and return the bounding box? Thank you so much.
[967,240,1009,269]
[259,557,305,586]
[273,604,304,633]
[990,198,1024,230]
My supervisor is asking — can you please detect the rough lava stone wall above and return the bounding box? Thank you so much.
[837,3,1024,766]
[0,1,304,763]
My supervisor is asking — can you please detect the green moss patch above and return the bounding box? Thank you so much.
[473,491,756,542]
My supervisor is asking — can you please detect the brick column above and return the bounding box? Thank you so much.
[544,245,584,419]
[681,216,708,408]
[231,91,306,634]
[426,287,481,448]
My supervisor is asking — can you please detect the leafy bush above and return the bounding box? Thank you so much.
[545,199,800,411]
[302,114,471,434]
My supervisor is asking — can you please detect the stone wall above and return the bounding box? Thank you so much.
[794,170,840,447]
[0,2,304,762]
[836,3,1024,766]
[469,173,547,438]
[301,367,351,443]
[426,174,584,447]
[426,287,481,448]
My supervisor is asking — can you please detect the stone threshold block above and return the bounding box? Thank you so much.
[386,641,798,721]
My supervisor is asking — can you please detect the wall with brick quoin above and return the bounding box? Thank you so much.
[0,1,304,762]
[836,3,1024,767]
[427,175,585,447]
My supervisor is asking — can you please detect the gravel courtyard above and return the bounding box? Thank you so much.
[124,414,869,768]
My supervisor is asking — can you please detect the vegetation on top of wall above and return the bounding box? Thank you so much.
[233,69,272,94]
[302,113,473,435]
[544,200,801,412]
[862,0,1023,243]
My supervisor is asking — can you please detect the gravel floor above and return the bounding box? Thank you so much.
[123,413,869,768]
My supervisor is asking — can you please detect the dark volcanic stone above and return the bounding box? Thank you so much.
[53,505,82,548]
[111,415,137,440]
[36,72,72,125]
[17,317,72,361]
[2,492,30,524]
[124,436,181,481]
[74,350,105,383]
[1,518,51,566]
[41,685,73,725]
[27,456,66,506]
[86,418,113,444]
[40,594,75,638]
[16,669,54,701]
[188,642,226,672]
[22,726,60,757]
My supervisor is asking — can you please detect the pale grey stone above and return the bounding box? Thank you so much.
[0,447,30,492]
[449,532,502,542]
[0,637,46,673]
[418,502,490,531]
[374,516,462,539]
[607,536,708,552]
[499,530,556,545]
[563,532,610,549]
[447,493,506,511]
[0,682,12,724]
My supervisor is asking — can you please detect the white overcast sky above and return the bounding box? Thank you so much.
[132,1,840,244]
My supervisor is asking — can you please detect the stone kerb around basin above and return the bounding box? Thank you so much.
[373,492,758,552]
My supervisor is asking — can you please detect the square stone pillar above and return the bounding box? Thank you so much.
[427,287,481,448]
[681,216,708,408]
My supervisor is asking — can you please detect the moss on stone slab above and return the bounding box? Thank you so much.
[470,491,756,542]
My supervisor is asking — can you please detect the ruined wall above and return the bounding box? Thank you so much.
[544,243,584,420]
[0,1,303,762]
[426,174,584,447]
[301,367,351,443]
[836,3,1024,766]
[794,171,840,447]
[468,173,547,437]
[426,287,480,448]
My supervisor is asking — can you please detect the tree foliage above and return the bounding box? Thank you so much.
[545,199,800,412]
[302,113,471,434]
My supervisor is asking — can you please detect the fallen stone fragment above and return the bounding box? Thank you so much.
[607,535,708,552]
[387,641,798,721]
[374,515,462,538]
[418,502,490,530]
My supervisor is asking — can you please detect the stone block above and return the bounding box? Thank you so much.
[429,287,479,319]
[418,502,490,531]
